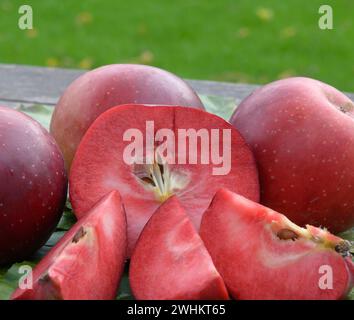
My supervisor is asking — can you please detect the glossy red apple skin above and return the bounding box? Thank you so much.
[200,188,354,300]
[11,191,127,300]
[0,106,67,266]
[50,64,204,170]
[69,104,259,256]
[230,77,354,233]
[130,196,229,300]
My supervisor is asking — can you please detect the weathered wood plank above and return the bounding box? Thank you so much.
[0,64,82,105]
[0,64,258,106]
[0,64,353,107]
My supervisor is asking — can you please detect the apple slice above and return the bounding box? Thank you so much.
[130,196,229,300]
[69,104,259,255]
[200,188,354,300]
[11,191,127,300]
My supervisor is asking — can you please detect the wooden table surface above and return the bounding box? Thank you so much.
[0,63,353,109]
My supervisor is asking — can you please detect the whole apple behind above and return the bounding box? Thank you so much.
[0,106,67,265]
[230,77,354,233]
[50,64,204,170]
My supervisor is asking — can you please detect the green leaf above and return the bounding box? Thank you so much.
[338,228,354,242]
[0,261,36,300]
[200,94,236,120]
[116,267,134,300]
[15,104,53,130]
[57,205,77,231]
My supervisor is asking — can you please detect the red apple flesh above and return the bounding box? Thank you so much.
[200,188,354,300]
[69,104,259,255]
[0,106,67,266]
[11,191,127,300]
[230,77,354,233]
[130,196,229,300]
[50,64,204,170]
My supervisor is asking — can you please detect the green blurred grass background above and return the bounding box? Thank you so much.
[0,0,353,91]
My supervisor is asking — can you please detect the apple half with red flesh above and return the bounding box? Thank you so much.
[130,196,229,299]
[50,64,204,170]
[69,104,259,255]
[200,188,354,300]
[230,77,354,233]
[11,191,127,300]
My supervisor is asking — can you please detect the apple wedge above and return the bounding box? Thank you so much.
[200,188,354,300]
[70,104,259,255]
[11,191,127,300]
[130,196,229,300]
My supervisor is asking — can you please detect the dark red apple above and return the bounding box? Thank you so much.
[200,188,354,300]
[69,104,259,255]
[50,64,204,170]
[11,190,127,300]
[0,106,67,266]
[130,196,229,300]
[230,77,354,233]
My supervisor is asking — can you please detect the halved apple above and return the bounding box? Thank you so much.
[200,188,353,300]
[11,191,127,300]
[69,104,259,255]
[130,196,229,300]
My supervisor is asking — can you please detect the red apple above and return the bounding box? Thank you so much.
[200,188,354,300]
[0,106,67,266]
[130,196,229,300]
[11,191,127,300]
[69,104,259,255]
[50,64,204,170]
[230,77,354,233]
